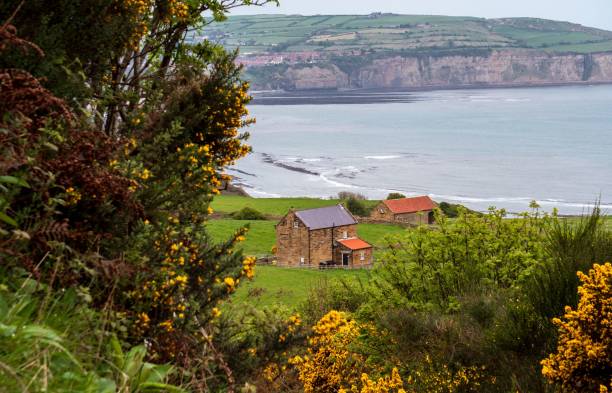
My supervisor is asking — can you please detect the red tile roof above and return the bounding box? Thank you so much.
[337,238,372,250]
[383,196,435,214]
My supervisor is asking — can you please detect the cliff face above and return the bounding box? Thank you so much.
[283,65,349,90]
[251,50,612,90]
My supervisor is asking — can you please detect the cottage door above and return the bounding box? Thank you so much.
[342,253,350,266]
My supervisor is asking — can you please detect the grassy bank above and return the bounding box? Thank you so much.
[227,265,369,309]
[211,195,379,216]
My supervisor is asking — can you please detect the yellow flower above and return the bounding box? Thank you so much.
[140,168,151,180]
[223,277,235,292]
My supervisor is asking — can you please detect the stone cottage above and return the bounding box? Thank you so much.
[370,195,435,224]
[275,205,373,268]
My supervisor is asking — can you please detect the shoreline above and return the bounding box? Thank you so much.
[251,81,612,105]
[221,188,607,219]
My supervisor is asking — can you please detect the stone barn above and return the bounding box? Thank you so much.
[370,195,436,224]
[275,204,373,268]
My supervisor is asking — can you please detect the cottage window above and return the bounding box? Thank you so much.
[379,208,384,214]
[360,251,365,261]
[293,221,299,228]
[342,231,348,239]
[300,257,305,265]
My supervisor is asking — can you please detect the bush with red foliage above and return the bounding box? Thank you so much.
[0,22,141,285]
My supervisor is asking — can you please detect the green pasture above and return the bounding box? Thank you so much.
[227,265,369,309]
[210,195,379,216]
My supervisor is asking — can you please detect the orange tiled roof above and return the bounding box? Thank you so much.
[337,238,372,250]
[383,196,435,214]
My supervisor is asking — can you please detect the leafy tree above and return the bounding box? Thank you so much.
[345,197,369,217]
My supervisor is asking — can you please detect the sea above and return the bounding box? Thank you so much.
[229,84,612,215]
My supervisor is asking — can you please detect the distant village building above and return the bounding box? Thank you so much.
[275,205,373,268]
[370,196,436,224]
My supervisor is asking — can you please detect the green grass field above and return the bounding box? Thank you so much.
[206,219,407,256]
[210,196,611,310]
[208,196,404,257]
[227,265,369,309]
[211,195,379,216]
[207,219,276,256]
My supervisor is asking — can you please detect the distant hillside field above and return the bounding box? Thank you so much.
[199,14,612,55]
[196,14,612,91]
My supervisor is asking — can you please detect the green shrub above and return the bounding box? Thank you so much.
[345,197,369,217]
[338,191,366,200]
[386,192,406,200]
[523,206,612,332]
[231,206,267,220]
[438,201,459,217]
[299,278,369,325]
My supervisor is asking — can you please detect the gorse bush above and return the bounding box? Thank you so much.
[0,1,292,391]
[541,262,612,392]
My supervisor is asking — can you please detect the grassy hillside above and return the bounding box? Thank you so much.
[227,265,368,309]
[207,196,405,310]
[199,14,612,54]
[207,196,405,257]
[210,195,612,311]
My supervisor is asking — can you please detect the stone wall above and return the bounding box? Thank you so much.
[309,225,357,265]
[370,202,394,221]
[335,245,373,268]
[394,211,433,225]
[275,212,309,266]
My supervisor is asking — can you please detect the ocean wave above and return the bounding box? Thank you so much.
[430,194,533,203]
[319,171,361,189]
[429,194,612,210]
[364,155,401,160]
[247,189,283,198]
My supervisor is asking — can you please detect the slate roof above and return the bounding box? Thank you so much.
[383,196,435,214]
[337,238,372,250]
[295,204,357,230]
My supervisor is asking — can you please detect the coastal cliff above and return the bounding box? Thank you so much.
[247,50,612,91]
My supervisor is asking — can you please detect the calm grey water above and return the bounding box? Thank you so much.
[231,85,612,214]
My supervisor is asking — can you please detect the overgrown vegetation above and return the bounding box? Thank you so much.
[262,206,612,392]
[0,1,296,391]
[2,2,610,392]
